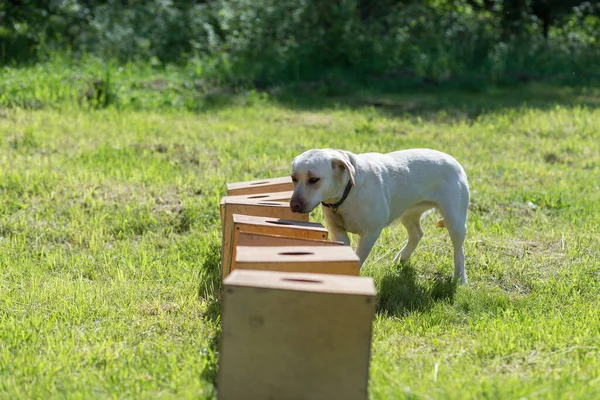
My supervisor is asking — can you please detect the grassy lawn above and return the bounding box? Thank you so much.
[1,84,599,398]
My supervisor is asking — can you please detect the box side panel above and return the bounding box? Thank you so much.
[218,287,374,400]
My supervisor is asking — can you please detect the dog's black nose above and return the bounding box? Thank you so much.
[290,198,303,213]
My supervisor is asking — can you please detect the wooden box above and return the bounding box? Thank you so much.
[238,231,344,248]
[226,176,293,196]
[234,245,360,276]
[218,269,376,400]
[223,214,331,278]
[224,190,293,203]
[220,198,309,276]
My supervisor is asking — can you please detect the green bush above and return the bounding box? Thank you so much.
[0,0,598,85]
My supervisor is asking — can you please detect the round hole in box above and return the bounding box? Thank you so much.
[247,194,269,199]
[267,220,293,226]
[250,181,268,185]
[278,251,314,256]
[281,278,322,284]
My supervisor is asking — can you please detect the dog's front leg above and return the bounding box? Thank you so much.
[356,230,382,267]
[331,230,350,246]
[323,210,350,246]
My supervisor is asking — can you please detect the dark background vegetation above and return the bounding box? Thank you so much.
[1,0,599,86]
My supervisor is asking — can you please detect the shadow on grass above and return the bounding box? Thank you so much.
[196,245,462,387]
[179,67,600,118]
[268,80,600,122]
[197,241,223,394]
[199,297,221,394]
[376,262,458,317]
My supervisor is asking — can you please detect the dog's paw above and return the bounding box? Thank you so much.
[392,252,409,264]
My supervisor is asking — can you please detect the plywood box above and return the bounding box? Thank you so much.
[234,245,360,276]
[226,176,293,196]
[220,198,309,278]
[224,190,293,203]
[218,269,376,400]
[238,231,344,248]
[223,214,333,278]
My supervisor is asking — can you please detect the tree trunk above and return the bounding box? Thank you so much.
[542,14,551,39]
[501,0,528,40]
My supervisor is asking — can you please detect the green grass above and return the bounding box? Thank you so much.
[1,79,599,398]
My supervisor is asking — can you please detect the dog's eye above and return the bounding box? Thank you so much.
[291,176,298,183]
[308,177,320,184]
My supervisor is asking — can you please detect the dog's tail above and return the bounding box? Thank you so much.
[436,219,445,228]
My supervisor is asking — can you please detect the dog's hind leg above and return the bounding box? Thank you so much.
[393,210,425,264]
[436,190,469,284]
[446,218,467,284]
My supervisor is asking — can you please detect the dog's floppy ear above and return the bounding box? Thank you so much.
[331,152,356,186]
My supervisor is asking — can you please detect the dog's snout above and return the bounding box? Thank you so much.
[290,197,304,213]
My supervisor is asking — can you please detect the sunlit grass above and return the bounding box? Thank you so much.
[1,77,599,398]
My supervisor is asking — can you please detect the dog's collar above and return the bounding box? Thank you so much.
[321,179,353,213]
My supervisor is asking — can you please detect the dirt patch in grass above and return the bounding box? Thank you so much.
[139,302,180,316]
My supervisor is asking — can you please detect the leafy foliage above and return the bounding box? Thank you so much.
[1,0,599,84]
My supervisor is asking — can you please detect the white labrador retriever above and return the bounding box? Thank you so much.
[290,148,470,283]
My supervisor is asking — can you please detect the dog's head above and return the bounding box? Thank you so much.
[289,149,355,214]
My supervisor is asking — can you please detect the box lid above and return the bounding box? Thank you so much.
[232,214,325,231]
[224,269,376,296]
